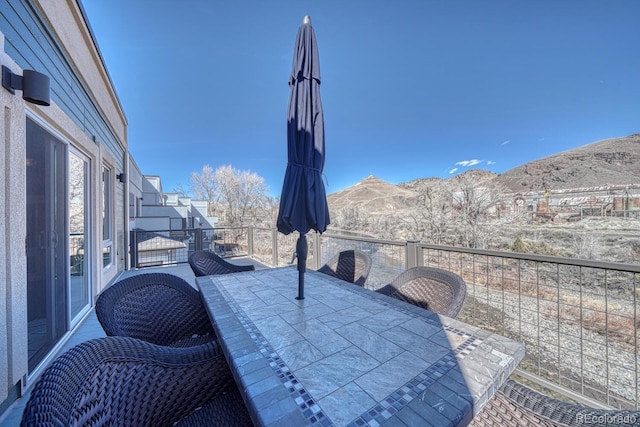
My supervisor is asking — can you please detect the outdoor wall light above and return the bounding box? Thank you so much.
[117,173,127,183]
[2,65,51,106]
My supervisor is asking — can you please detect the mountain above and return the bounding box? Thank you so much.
[327,175,417,214]
[327,134,640,213]
[493,134,640,193]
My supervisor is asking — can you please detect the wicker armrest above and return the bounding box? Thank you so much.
[189,250,255,277]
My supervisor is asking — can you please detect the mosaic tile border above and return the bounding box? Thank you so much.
[218,285,333,427]
[347,351,464,427]
[345,286,483,426]
[218,280,482,427]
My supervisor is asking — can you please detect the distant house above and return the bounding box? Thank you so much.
[134,230,187,268]
[128,169,218,267]
[1,0,130,413]
[136,174,216,230]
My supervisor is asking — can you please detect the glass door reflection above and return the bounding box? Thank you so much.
[69,150,90,325]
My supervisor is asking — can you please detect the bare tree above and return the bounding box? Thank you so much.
[263,196,280,225]
[191,164,271,228]
[332,206,369,232]
[212,165,269,227]
[374,215,403,240]
[446,173,523,248]
[190,165,216,216]
[570,232,603,259]
[407,183,451,244]
[172,183,190,197]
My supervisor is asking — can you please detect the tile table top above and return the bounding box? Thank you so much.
[197,267,524,427]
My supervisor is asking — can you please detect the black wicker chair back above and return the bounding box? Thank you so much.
[96,273,215,347]
[377,267,467,318]
[317,250,372,287]
[470,379,639,427]
[20,337,252,427]
[188,250,255,277]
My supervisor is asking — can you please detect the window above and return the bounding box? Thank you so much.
[102,165,113,267]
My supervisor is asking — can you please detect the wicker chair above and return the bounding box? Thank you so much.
[189,250,255,277]
[470,379,639,427]
[377,266,467,318]
[20,337,252,427]
[96,273,215,347]
[317,250,373,287]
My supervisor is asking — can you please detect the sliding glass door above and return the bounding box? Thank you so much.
[25,118,92,372]
[26,118,67,371]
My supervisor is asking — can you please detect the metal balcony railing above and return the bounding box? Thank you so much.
[417,244,640,411]
[129,226,639,410]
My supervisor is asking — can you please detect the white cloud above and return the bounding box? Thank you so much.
[487,160,496,165]
[501,140,510,146]
[448,168,458,174]
[455,159,481,167]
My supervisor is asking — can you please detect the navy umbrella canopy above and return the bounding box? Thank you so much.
[277,16,330,299]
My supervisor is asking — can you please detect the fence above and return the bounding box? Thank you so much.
[129,227,249,268]
[418,244,639,410]
[129,226,639,410]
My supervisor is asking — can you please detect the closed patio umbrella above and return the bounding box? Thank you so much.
[277,15,330,300]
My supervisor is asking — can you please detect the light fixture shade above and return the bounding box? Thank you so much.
[2,66,50,106]
[22,70,50,106]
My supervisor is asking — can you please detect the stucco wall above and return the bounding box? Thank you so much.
[0,32,28,404]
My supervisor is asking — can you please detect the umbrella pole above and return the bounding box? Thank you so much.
[295,233,307,300]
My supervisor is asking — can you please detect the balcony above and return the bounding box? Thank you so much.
[2,226,637,425]
[130,225,640,412]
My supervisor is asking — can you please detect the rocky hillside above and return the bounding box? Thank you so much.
[400,170,498,192]
[493,134,640,193]
[328,134,640,212]
[327,175,417,214]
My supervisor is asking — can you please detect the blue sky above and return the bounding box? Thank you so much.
[81,1,639,196]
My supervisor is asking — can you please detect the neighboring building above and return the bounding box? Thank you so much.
[0,0,128,414]
[137,174,216,230]
[129,171,217,267]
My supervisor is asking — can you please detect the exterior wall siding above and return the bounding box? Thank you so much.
[1,0,125,156]
[0,0,128,412]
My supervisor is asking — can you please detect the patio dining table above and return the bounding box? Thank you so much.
[196,266,524,427]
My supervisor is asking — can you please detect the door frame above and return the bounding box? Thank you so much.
[23,112,94,382]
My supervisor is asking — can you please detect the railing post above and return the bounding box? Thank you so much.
[195,228,203,251]
[247,226,254,257]
[312,232,322,270]
[272,229,279,267]
[416,243,424,267]
[406,239,420,269]
[130,230,138,269]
